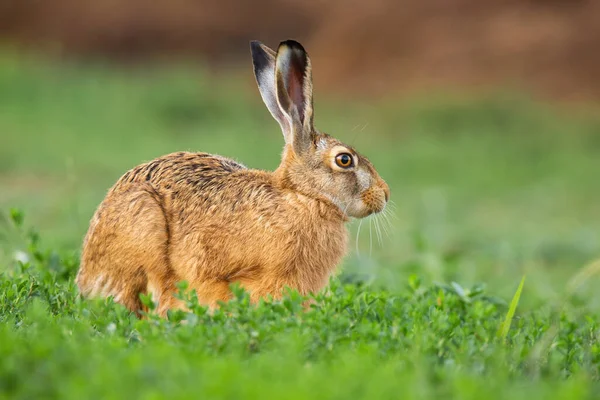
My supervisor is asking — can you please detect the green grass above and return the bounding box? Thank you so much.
[1,212,600,399]
[1,51,600,399]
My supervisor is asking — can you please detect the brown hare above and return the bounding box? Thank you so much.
[76,40,390,316]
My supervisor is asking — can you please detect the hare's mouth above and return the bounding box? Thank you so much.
[344,199,384,219]
[356,188,388,217]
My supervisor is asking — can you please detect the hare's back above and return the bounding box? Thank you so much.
[110,150,284,225]
[114,152,247,190]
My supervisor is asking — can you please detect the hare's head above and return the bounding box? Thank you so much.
[251,40,389,218]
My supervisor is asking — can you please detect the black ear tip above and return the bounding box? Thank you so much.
[250,40,263,53]
[251,41,273,72]
[279,39,306,53]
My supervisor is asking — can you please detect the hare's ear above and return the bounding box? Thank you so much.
[275,40,314,154]
[250,41,291,142]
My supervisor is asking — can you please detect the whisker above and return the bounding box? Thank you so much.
[378,213,391,239]
[372,216,380,247]
[381,208,394,235]
[372,217,379,246]
[350,121,369,146]
[355,219,363,257]
[375,217,383,247]
[369,218,373,258]
[386,201,399,218]
[341,201,351,216]
[381,204,398,237]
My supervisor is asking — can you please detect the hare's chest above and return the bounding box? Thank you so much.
[287,218,348,271]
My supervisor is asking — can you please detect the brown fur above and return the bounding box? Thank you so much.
[76,40,389,316]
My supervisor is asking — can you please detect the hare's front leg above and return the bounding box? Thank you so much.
[186,279,234,311]
[182,275,288,311]
[241,274,300,304]
[246,272,323,310]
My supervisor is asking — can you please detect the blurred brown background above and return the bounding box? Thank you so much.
[1,0,599,100]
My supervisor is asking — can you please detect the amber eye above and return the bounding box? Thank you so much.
[335,153,354,168]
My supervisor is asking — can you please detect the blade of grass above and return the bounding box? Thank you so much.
[497,276,526,343]
[566,258,600,296]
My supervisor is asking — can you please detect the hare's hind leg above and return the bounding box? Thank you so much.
[77,185,182,316]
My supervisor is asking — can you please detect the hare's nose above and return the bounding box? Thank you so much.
[381,181,390,202]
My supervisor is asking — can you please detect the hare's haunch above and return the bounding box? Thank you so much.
[76,40,390,316]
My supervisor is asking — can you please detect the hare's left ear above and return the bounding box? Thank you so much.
[275,40,314,154]
[250,41,291,142]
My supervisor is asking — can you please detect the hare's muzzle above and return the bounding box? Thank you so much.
[359,179,390,216]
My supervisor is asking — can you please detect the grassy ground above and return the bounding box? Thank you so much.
[1,52,600,398]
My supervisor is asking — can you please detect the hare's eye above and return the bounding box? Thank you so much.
[335,153,354,169]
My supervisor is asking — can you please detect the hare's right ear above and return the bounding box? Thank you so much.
[274,40,314,155]
[250,41,291,142]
